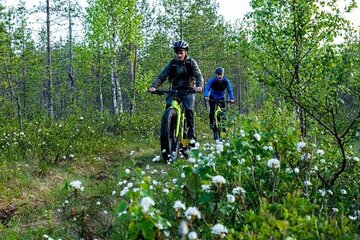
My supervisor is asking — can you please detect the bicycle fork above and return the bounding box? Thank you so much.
[171,100,189,147]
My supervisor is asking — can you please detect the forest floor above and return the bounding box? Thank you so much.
[0,128,214,238]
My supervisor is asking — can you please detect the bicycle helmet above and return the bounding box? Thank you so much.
[215,67,224,75]
[172,40,189,51]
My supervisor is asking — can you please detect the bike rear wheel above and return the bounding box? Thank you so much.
[160,108,179,162]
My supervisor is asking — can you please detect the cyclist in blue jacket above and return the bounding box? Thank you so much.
[204,67,235,129]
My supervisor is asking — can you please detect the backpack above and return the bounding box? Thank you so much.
[169,58,193,80]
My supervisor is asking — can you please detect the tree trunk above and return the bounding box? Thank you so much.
[47,0,54,119]
[129,47,137,114]
[115,70,123,114]
[111,57,119,115]
[68,0,75,113]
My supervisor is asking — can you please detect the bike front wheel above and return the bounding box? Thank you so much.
[213,112,226,141]
[160,108,180,162]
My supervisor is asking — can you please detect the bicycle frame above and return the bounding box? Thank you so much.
[151,89,195,162]
[208,99,229,140]
[169,98,188,146]
[214,104,223,130]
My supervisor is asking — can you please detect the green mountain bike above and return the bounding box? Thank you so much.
[152,89,195,163]
[209,99,231,141]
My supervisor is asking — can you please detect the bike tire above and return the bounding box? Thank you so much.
[160,108,180,162]
[213,112,225,141]
[213,127,220,141]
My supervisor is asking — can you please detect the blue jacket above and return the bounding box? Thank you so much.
[204,76,235,100]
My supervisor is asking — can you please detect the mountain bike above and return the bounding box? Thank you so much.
[208,99,232,141]
[151,89,195,162]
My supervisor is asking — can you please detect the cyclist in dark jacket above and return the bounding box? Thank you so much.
[204,67,235,129]
[148,40,204,139]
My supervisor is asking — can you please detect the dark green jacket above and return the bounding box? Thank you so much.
[151,56,204,90]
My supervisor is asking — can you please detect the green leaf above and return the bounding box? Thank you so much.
[139,218,155,240]
[275,220,289,231]
[117,200,128,212]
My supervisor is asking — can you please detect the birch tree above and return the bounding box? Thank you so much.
[85,0,142,115]
[246,0,360,186]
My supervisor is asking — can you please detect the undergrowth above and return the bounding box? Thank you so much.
[0,104,359,239]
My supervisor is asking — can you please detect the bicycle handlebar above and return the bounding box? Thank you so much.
[150,89,196,95]
[205,99,234,104]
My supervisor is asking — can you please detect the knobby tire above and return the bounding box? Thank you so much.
[160,108,179,162]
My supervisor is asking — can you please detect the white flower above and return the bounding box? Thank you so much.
[188,231,198,240]
[297,141,306,152]
[152,155,161,162]
[294,167,300,174]
[320,159,326,164]
[181,173,186,178]
[240,129,245,137]
[318,189,326,197]
[256,155,261,161]
[254,133,261,141]
[332,208,339,213]
[340,189,347,195]
[211,223,228,237]
[227,194,236,203]
[202,184,211,193]
[188,157,196,163]
[215,142,224,153]
[301,153,312,161]
[184,207,201,220]
[125,168,131,174]
[306,215,311,221]
[232,187,246,196]
[349,215,357,220]
[70,180,84,191]
[178,221,189,237]
[120,187,129,196]
[118,210,127,217]
[267,158,280,169]
[212,175,226,185]
[353,157,359,162]
[173,200,186,211]
[327,189,333,195]
[129,151,135,157]
[316,149,325,156]
[304,180,312,187]
[163,188,169,194]
[140,197,155,213]
[96,201,101,206]
[263,145,273,151]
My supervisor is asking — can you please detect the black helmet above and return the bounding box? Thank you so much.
[215,67,224,75]
[172,40,189,51]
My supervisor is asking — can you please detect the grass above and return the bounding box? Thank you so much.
[2,110,358,239]
[0,129,162,238]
